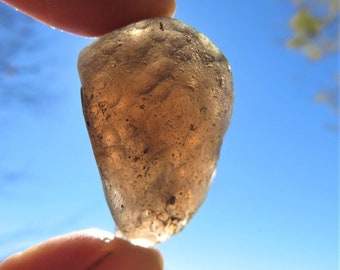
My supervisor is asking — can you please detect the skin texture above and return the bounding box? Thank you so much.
[0,229,163,270]
[0,0,176,269]
[1,0,176,36]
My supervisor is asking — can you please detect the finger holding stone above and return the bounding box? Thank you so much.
[1,0,176,36]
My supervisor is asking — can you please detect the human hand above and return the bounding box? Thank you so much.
[0,229,163,270]
[1,0,176,36]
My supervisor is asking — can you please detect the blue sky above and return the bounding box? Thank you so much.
[0,1,338,270]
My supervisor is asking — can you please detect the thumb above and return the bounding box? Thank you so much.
[0,229,163,270]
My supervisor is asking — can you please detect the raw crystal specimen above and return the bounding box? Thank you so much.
[78,17,234,247]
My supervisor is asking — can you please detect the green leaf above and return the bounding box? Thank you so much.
[290,8,325,37]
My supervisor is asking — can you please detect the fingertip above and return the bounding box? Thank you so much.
[0,229,115,270]
[97,238,164,270]
[0,230,163,270]
[2,0,176,36]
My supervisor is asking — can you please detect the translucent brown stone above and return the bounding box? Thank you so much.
[78,17,234,247]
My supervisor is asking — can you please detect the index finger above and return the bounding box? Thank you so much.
[1,0,176,36]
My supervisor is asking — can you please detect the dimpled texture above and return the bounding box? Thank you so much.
[78,17,234,247]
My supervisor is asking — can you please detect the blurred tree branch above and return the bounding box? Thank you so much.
[287,0,339,130]
[288,0,339,59]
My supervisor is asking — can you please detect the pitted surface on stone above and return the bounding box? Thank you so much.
[78,17,234,247]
